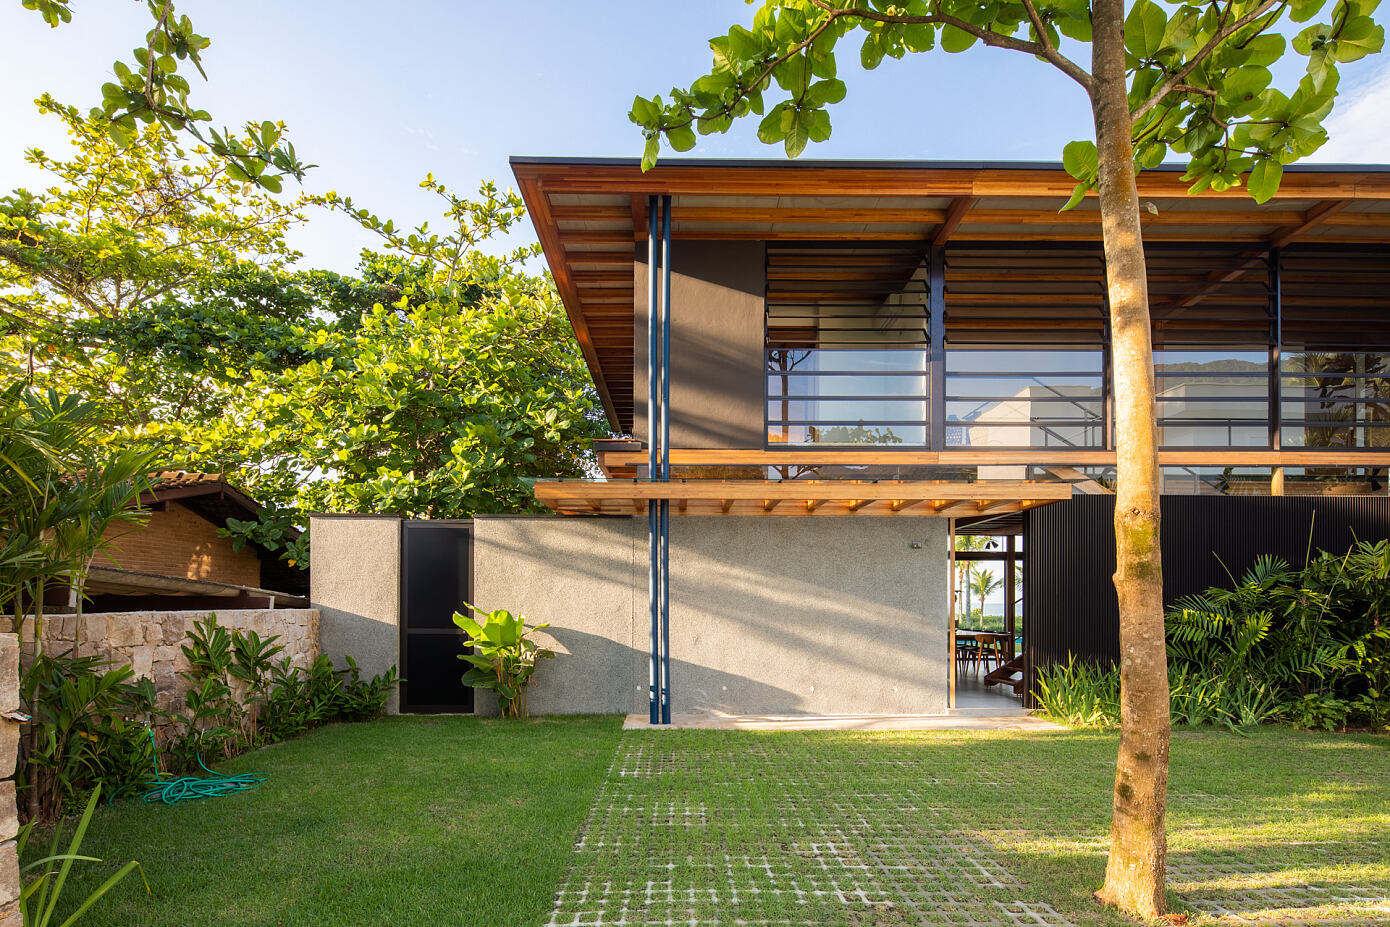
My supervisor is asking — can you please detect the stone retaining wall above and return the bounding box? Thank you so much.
[0,633,18,926]
[37,609,319,715]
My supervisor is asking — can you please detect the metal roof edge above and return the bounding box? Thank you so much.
[508,155,1390,174]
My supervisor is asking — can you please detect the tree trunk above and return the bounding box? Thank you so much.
[1089,0,1172,919]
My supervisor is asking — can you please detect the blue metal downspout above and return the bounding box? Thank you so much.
[647,195,660,726]
[659,194,673,725]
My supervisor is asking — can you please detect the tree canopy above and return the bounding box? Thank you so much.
[629,0,1382,201]
[2,98,605,569]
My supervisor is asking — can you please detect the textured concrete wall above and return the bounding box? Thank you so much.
[471,515,949,716]
[309,515,402,712]
[38,609,318,718]
[472,516,639,716]
[96,501,262,587]
[0,634,17,926]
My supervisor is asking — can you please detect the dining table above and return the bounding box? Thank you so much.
[954,628,1013,670]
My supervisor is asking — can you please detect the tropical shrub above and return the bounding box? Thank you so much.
[1036,540,1390,732]
[18,786,146,927]
[1032,657,1121,728]
[1167,542,1390,730]
[18,653,155,821]
[453,603,555,718]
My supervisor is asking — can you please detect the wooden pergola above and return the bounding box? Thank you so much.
[532,479,1073,517]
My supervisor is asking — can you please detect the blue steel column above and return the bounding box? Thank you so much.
[659,194,673,725]
[1268,247,1282,450]
[647,196,660,725]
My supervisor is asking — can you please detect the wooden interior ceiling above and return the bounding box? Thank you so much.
[531,479,1073,517]
[511,158,1390,432]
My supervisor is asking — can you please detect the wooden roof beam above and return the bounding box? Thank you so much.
[630,195,647,243]
[1268,198,1354,249]
[933,197,977,246]
[1176,198,1355,310]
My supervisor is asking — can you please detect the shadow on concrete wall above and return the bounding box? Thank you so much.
[474,519,947,715]
[475,626,798,717]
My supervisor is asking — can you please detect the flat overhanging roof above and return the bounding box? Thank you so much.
[511,157,1390,433]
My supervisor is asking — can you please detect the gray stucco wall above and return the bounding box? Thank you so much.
[472,515,949,716]
[634,240,766,449]
[309,514,402,712]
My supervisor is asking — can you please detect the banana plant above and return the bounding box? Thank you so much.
[453,603,554,718]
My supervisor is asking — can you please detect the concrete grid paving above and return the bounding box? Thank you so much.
[547,733,1390,927]
[548,736,1075,927]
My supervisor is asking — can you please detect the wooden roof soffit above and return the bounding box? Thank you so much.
[1175,198,1355,311]
[512,172,622,431]
[531,479,1072,517]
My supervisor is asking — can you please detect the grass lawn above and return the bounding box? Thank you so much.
[31,718,1389,926]
[27,714,624,927]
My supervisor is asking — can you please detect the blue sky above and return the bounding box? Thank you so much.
[2,1,1387,273]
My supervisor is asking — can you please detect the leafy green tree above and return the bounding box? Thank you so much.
[0,98,309,413]
[153,253,605,531]
[18,0,308,190]
[629,0,1382,915]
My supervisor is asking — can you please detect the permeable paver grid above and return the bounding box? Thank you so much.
[547,731,1390,927]
[547,735,1076,927]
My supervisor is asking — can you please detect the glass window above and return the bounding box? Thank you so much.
[766,283,930,446]
[1155,349,1269,447]
[945,348,1104,449]
[1281,352,1390,449]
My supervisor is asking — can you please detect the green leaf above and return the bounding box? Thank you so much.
[667,124,697,152]
[1060,180,1090,212]
[1124,0,1168,58]
[940,25,976,53]
[1248,160,1283,204]
[860,32,885,70]
[807,78,847,105]
[640,136,659,173]
[784,109,810,158]
[757,103,789,143]
[1061,140,1098,182]
[630,95,659,127]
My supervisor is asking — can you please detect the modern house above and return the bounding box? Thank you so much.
[310,158,1390,720]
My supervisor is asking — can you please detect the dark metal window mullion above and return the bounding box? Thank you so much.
[929,244,946,450]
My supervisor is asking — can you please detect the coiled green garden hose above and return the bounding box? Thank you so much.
[110,729,264,806]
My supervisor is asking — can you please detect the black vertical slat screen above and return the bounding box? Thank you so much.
[1021,495,1390,707]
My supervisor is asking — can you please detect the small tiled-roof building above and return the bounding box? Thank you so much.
[88,472,308,611]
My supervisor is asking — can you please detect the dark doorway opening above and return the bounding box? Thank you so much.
[399,520,474,714]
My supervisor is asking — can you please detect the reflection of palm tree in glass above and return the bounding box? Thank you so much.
[1291,352,1386,448]
[810,423,905,445]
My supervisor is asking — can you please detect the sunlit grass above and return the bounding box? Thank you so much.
[29,718,1389,926]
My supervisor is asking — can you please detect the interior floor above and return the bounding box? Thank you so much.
[954,671,1025,712]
